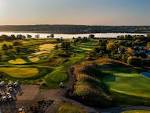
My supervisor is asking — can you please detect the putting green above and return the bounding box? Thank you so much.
[8,58,27,64]
[0,67,39,78]
[105,72,150,98]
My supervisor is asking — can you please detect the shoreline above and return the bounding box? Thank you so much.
[0,30,149,34]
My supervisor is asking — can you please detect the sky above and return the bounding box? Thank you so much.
[0,0,150,25]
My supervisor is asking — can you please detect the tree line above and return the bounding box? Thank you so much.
[0,25,150,33]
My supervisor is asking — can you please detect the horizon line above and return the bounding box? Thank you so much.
[0,24,150,26]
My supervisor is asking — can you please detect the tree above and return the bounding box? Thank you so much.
[0,53,2,61]
[61,42,71,50]
[107,42,118,52]
[94,46,106,55]
[10,35,16,39]
[27,34,32,39]
[89,34,95,39]
[147,33,150,38]
[121,54,128,63]
[50,34,54,38]
[124,35,133,40]
[99,39,107,46]
[8,45,13,49]
[16,34,26,39]
[127,48,134,56]
[55,45,59,50]
[127,56,142,66]
[2,44,9,51]
[13,41,22,46]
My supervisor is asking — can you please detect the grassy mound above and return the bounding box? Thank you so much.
[71,60,112,107]
[8,58,27,64]
[0,67,39,78]
[56,102,87,113]
[45,66,68,88]
[122,110,150,113]
[45,54,85,88]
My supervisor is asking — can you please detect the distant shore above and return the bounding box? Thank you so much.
[0,25,150,34]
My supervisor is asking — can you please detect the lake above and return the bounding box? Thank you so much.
[0,32,147,39]
[141,72,150,78]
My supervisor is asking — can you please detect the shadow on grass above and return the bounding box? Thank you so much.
[111,91,150,106]
[98,64,136,74]
[82,65,116,94]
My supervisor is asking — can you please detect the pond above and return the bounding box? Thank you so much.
[141,72,150,78]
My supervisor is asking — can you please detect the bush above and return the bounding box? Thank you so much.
[107,42,118,52]
[127,56,142,66]
[143,60,150,67]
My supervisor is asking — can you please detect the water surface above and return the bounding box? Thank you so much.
[0,32,147,39]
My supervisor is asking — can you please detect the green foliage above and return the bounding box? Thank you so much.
[107,41,118,52]
[127,56,142,66]
[61,41,71,50]
[13,41,23,46]
[88,34,95,39]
